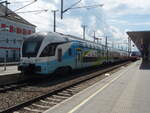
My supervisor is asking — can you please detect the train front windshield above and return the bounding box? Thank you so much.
[22,36,44,57]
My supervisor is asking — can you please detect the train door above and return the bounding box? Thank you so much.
[13,50,16,61]
[57,48,62,62]
[76,48,82,69]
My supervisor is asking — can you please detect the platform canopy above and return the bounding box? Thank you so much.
[127,31,150,60]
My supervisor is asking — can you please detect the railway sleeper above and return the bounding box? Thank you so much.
[32,103,51,109]
[23,107,44,113]
[66,88,78,92]
[46,97,62,102]
[40,100,57,105]
[57,92,72,97]
[52,95,68,99]
[26,104,47,111]
[61,90,76,94]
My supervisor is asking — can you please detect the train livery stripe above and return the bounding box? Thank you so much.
[0,46,20,50]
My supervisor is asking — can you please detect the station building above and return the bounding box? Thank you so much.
[0,4,36,62]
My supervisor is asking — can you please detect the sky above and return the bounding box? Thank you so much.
[7,0,150,51]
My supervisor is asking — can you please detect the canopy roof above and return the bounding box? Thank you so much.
[127,31,150,52]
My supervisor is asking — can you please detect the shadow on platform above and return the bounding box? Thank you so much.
[139,61,150,70]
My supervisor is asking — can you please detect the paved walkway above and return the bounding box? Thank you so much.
[0,65,20,76]
[44,60,150,113]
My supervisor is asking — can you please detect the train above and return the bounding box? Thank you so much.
[18,32,131,75]
[130,51,141,61]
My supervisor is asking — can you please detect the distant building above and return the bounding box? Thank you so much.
[0,4,36,62]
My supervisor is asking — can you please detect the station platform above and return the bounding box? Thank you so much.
[44,60,150,113]
[0,65,20,76]
[0,62,18,66]
[0,66,21,85]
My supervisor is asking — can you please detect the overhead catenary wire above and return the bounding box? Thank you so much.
[61,0,103,19]
[70,4,103,10]
[63,0,82,12]
[8,0,31,4]
[0,0,48,16]
[15,9,48,14]
[13,0,37,12]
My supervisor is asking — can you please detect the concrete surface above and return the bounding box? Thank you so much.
[44,60,150,113]
[0,65,21,85]
[0,62,18,66]
[0,65,20,76]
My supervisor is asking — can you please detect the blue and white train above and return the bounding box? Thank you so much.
[18,32,129,75]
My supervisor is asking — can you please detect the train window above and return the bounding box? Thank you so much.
[85,43,88,48]
[40,44,57,57]
[68,48,72,56]
[58,48,62,62]
[83,43,86,47]
[23,41,40,57]
[87,44,90,48]
[79,43,83,47]
[6,39,9,43]
[22,35,44,57]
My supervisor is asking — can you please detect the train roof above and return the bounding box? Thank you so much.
[57,32,128,53]
[48,32,105,47]
[28,32,128,53]
[28,32,69,43]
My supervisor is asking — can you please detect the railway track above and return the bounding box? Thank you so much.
[0,76,45,93]
[0,61,131,113]
[0,62,116,93]
[0,83,27,93]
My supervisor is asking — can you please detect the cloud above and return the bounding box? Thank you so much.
[96,29,104,36]
[8,0,140,50]
[104,26,128,46]
[8,0,106,34]
[9,0,57,31]
[57,17,83,36]
[103,0,150,17]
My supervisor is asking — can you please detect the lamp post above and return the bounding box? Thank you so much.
[52,10,58,32]
[81,25,87,40]
[105,36,108,63]
[93,31,96,42]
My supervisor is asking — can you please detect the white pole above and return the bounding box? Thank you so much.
[4,55,6,71]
